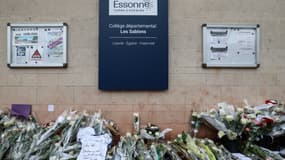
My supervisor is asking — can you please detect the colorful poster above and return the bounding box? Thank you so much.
[13,29,39,45]
[46,30,64,57]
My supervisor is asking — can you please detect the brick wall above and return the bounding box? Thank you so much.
[0,0,285,137]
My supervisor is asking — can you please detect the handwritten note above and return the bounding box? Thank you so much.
[77,127,96,142]
[77,132,111,160]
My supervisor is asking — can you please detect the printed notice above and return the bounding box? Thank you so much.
[237,30,255,54]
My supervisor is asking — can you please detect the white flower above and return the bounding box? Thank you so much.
[126,132,132,137]
[227,131,238,140]
[240,118,249,125]
[177,134,182,139]
[208,139,214,144]
[219,109,226,116]
[56,115,65,124]
[197,114,201,118]
[275,117,280,122]
[275,107,283,112]
[26,123,33,132]
[225,115,234,122]
[69,120,75,126]
[3,117,16,127]
[155,132,160,137]
[237,107,244,113]
[69,151,75,155]
[66,116,72,121]
[209,108,216,114]
[192,112,198,117]
[218,131,225,138]
[134,134,139,139]
[247,114,256,119]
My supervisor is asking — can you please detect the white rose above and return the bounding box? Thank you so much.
[237,108,244,113]
[177,134,182,139]
[219,110,226,116]
[247,114,256,119]
[155,132,160,137]
[240,118,248,125]
[218,131,225,138]
[126,132,132,137]
[225,115,234,122]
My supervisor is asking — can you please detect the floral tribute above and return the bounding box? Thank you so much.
[0,99,284,160]
[191,100,285,160]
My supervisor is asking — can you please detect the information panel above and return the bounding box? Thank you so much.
[202,24,260,68]
[7,23,67,68]
[99,0,168,90]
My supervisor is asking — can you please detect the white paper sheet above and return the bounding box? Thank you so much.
[77,127,112,160]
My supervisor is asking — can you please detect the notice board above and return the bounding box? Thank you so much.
[7,23,67,68]
[202,24,260,68]
[99,0,168,90]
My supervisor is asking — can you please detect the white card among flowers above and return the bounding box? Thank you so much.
[77,127,112,160]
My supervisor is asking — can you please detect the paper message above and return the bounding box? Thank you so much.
[77,127,96,142]
[77,127,111,160]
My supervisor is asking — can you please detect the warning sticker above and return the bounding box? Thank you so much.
[31,49,41,59]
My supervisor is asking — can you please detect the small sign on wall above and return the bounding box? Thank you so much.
[7,23,68,68]
[202,24,260,68]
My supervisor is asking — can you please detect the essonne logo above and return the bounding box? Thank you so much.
[109,0,157,16]
[113,0,151,9]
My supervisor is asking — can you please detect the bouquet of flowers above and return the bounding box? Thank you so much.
[0,109,119,160]
[172,132,233,160]
[191,100,285,159]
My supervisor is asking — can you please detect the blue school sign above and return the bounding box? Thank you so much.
[99,0,168,90]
